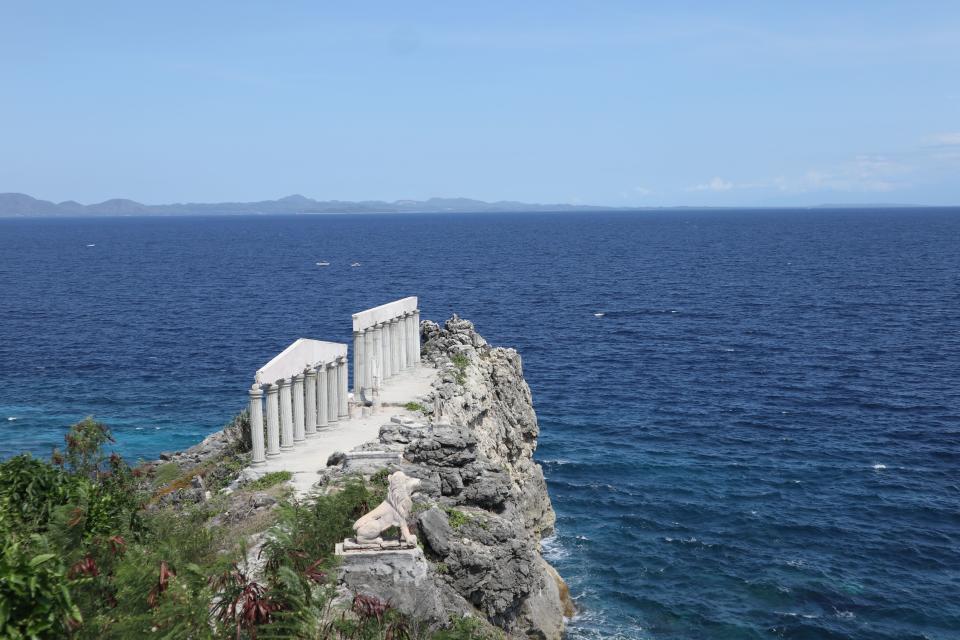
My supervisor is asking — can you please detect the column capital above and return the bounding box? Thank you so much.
[249,383,263,397]
[327,360,338,369]
[293,371,304,381]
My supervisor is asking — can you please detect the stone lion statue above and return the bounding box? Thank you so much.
[352,471,421,545]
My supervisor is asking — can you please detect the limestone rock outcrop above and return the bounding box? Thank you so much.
[328,315,571,639]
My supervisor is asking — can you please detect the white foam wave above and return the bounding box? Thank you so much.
[540,534,570,562]
[872,463,887,470]
[7,416,17,421]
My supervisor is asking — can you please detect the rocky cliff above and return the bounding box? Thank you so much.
[325,316,573,639]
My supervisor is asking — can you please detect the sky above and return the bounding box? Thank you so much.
[1,1,959,207]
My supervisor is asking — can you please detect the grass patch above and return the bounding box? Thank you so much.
[444,507,470,529]
[404,401,425,412]
[247,470,292,490]
[450,352,469,384]
[153,462,181,486]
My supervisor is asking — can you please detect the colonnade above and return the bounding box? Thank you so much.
[248,339,349,465]
[352,296,420,400]
[247,297,422,465]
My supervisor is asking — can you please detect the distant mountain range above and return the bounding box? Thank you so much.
[1,192,944,217]
[0,193,613,217]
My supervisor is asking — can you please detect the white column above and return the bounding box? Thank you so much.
[292,372,305,444]
[363,328,375,395]
[279,378,294,449]
[413,308,421,365]
[249,384,266,465]
[373,323,384,389]
[316,362,328,428]
[353,330,363,399]
[406,312,416,368]
[380,321,392,380]
[326,361,339,424]
[338,356,349,418]
[304,367,318,437]
[398,313,408,371]
[391,318,401,374]
[265,382,280,457]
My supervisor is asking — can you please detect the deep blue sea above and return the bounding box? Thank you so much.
[1,210,959,639]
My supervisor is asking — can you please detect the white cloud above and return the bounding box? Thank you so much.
[929,132,960,146]
[689,177,734,192]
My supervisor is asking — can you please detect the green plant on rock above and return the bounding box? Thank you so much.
[450,353,469,385]
[248,470,293,491]
[444,507,469,529]
[152,462,181,488]
[261,479,380,579]
[432,615,502,640]
[370,468,391,487]
[403,402,424,413]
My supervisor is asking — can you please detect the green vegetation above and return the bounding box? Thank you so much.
[0,416,499,639]
[404,401,425,413]
[444,507,470,529]
[152,462,180,487]
[247,470,292,491]
[450,353,469,385]
[370,468,391,487]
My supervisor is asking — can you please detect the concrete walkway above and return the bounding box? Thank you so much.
[246,365,437,496]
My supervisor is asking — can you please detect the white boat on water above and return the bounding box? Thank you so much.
[350,262,361,267]
[316,261,330,266]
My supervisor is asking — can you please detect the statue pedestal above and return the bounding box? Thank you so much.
[334,543,443,622]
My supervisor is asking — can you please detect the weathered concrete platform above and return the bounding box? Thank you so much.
[246,364,436,495]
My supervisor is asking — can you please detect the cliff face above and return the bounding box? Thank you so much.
[420,317,556,540]
[329,316,572,639]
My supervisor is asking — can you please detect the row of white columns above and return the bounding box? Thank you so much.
[353,308,421,398]
[248,356,349,465]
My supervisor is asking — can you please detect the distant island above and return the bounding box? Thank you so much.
[0,192,613,217]
[1,192,946,218]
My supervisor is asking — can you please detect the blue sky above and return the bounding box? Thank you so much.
[1,2,959,207]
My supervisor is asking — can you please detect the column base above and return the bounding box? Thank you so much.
[266,452,280,458]
[280,445,294,450]
[251,459,267,466]
[294,438,306,444]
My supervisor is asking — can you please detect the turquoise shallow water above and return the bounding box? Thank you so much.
[1,209,958,638]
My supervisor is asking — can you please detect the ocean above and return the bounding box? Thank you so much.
[1,209,958,639]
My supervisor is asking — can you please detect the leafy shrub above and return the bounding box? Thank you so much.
[404,402,424,413]
[248,470,292,491]
[0,534,82,639]
[0,454,73,531]
[261,480,381,578]
[59,417,114,478]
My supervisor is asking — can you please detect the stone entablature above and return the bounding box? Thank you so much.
[255,338,346,385]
